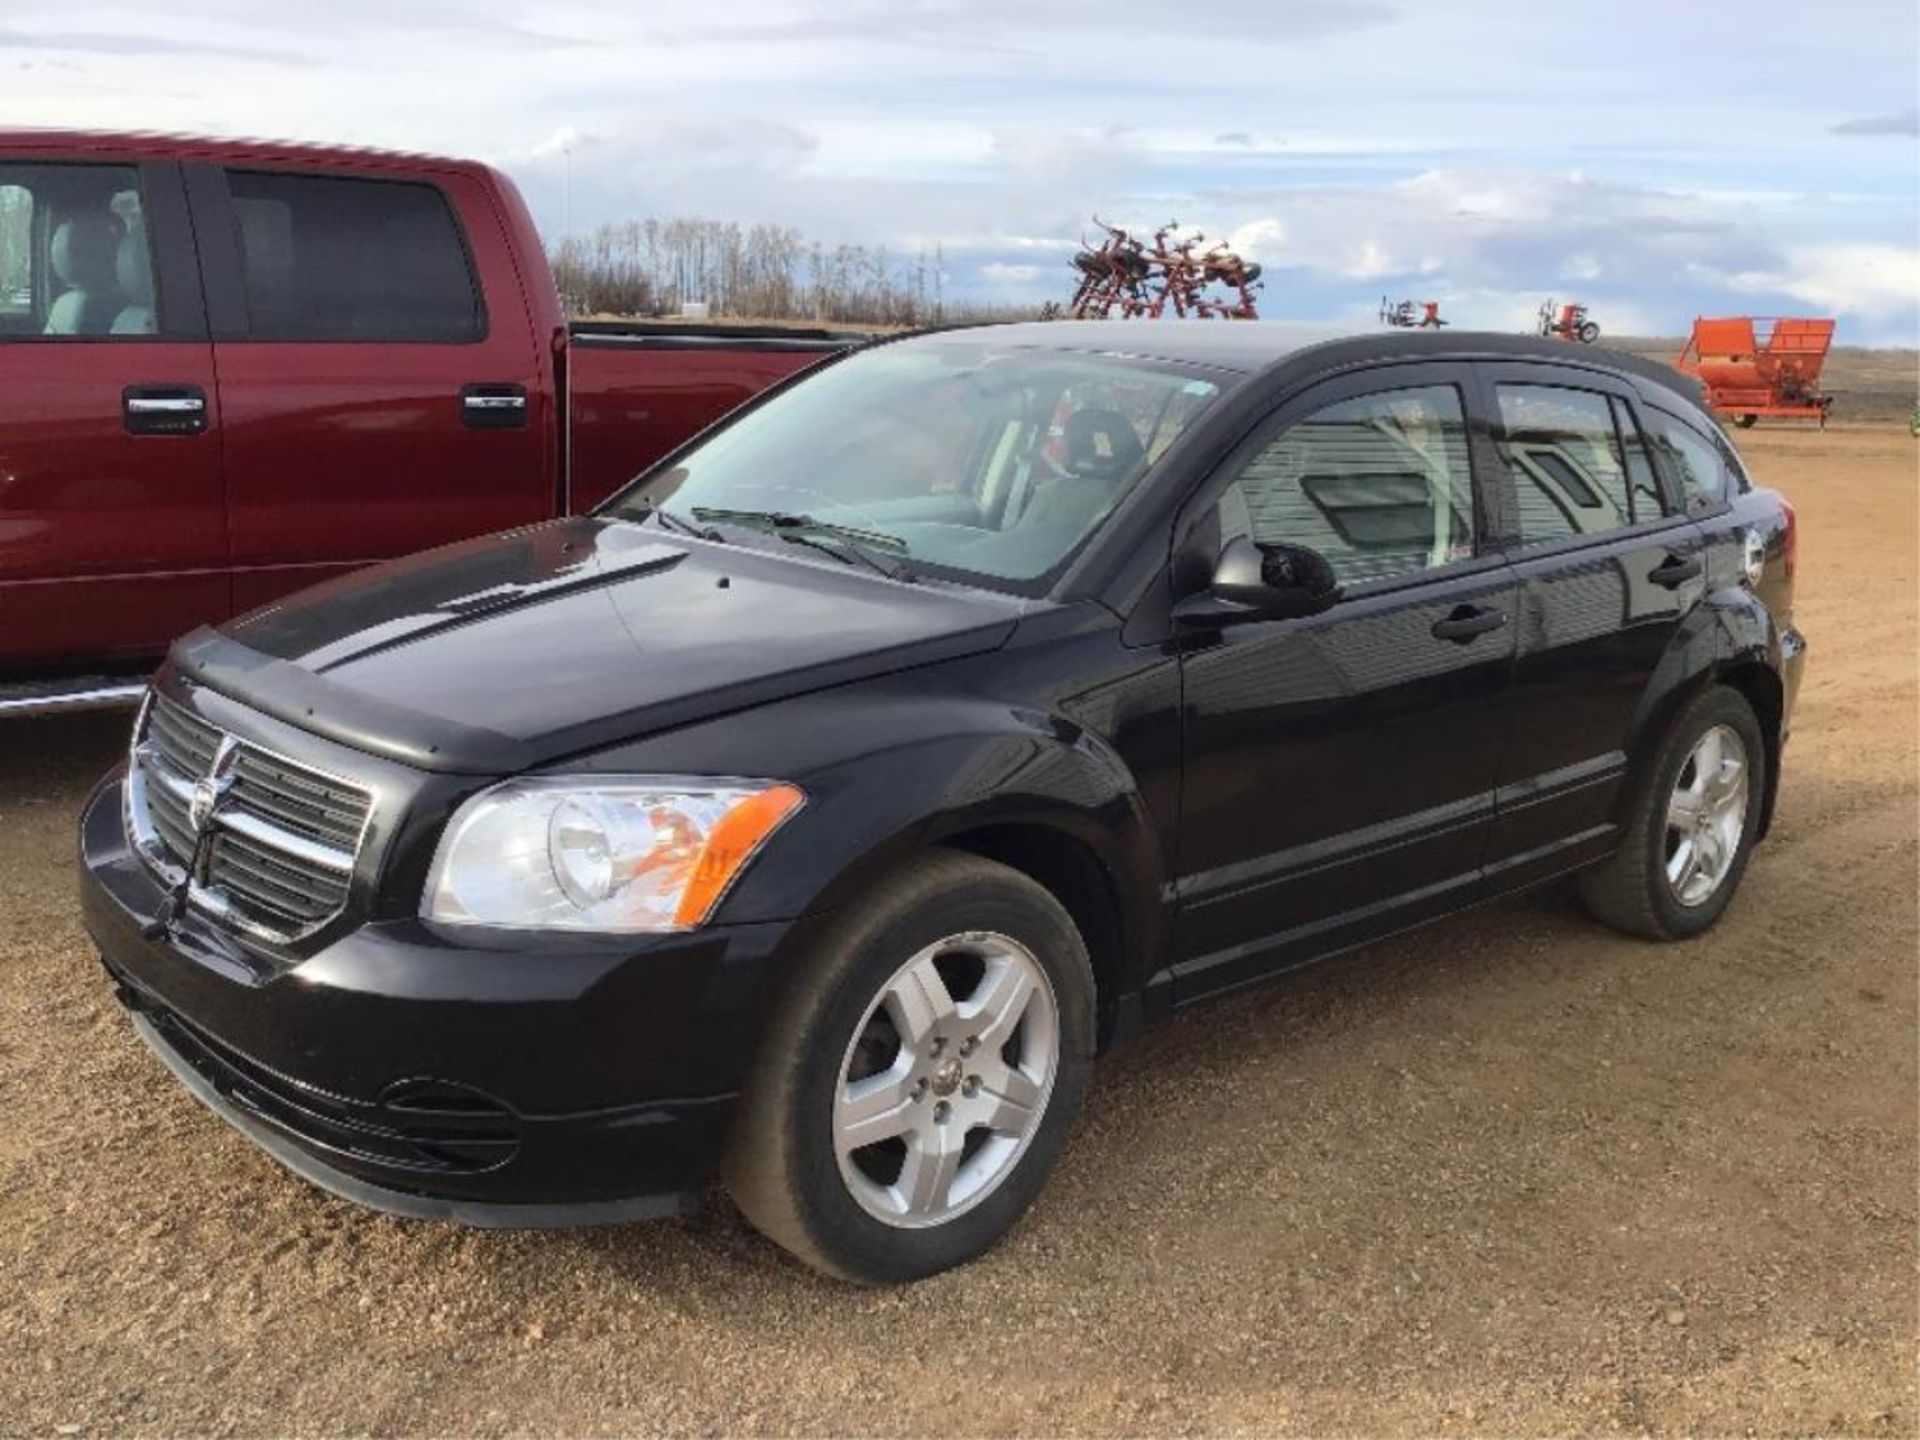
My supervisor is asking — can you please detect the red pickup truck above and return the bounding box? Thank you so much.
[0,131,863,714]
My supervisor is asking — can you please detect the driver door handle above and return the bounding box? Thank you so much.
[1431,604,1507,643]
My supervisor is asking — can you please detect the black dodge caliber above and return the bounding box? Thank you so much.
[80,322,1806,1282]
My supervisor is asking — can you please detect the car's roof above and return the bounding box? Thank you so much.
[910,319,1350,371]
[908,319,1704,405]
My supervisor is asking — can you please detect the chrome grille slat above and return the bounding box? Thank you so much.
[128,692,373,944]
[229,750,364,848]
[209,835,344,922]
[149,698,220,772]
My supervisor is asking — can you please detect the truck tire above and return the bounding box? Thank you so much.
[1577,320,1601,343]
[1579,685,1765,940]
[723,849,1096,1283]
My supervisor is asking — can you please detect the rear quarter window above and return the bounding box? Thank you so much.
[223,170,484,343]
[1648,408,1745,514]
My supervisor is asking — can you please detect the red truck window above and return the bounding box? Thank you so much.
[0,163,158,339]
[222,170,484,343]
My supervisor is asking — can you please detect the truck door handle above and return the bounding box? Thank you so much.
[1430,605,1507,643]
[461,384,529,430]
[1648,553,1703,589]
[123,386,208,436]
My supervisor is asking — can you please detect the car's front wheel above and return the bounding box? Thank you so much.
[1580,684,1766,939]
[724,849,1095,1283]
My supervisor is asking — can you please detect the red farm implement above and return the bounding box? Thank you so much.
[1380,297,1448,329]
[1068,218,1262,320]
[1674,316,1836,427]
[1538,298,1600,343]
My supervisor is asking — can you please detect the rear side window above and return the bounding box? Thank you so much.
[1223,384,1475,588]
[1494,385,1638,545]
[1612,398,1668,520]
[223,170,483,342]
[0,163,157,338]
[1648,409,1740,513]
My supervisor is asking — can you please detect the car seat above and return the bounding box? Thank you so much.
[110,222,156,334]
[1021,407,1148,533]
[44,215,123,336]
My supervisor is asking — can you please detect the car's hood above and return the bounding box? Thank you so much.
[170,517,1025,773]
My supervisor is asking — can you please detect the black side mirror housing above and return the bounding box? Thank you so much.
[1175,536,1344,627]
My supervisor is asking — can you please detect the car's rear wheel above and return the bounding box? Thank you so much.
[1579,685,1765,939]
[724,849,1095,1283]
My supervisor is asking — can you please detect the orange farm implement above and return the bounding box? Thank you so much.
[1674,317,1836,427]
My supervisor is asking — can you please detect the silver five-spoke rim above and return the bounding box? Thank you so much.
[1665,723,1750,907]
[833,931,1059,1229]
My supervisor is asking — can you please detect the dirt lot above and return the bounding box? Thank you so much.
[1,423,1914,1437]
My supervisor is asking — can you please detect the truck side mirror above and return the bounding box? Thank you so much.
[1174,535,1344,627]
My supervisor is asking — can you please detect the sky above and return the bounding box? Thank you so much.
[4,0,1918,341]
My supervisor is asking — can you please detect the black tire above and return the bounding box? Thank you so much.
[1735,413,1758,429]
[1578,685,1766,940]
[723,849,1096,1284]
[1577,320,1601,343]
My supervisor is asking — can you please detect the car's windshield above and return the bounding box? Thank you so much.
[607,339,1232,590]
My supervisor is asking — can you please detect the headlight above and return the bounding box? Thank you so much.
[423,777,804,932]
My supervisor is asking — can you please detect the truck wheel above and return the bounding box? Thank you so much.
[723,849,1096,1283]
[1577,320,1601,343]
[1735,414,1758,428]
[1579,686,1765,940]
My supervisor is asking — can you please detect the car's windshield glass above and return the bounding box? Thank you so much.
[607,340,1232,589]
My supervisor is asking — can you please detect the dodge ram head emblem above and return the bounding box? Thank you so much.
[188,776,219,833]
[188,737,241,838]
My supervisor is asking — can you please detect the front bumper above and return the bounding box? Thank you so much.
[80,773,797,1225]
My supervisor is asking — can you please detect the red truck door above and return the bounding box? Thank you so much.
[0,158,225,669]
[183,162,553,613]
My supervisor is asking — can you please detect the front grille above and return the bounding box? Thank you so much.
[129,692,373,944]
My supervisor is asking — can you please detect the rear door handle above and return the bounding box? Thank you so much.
[1648,553,1703,589]
[1431,604,1507,643]
[123,385,208,436]
[461,384,529,430]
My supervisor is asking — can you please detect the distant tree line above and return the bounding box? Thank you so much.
[550,218,1038,327]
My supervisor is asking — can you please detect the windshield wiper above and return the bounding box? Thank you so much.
[638,504,722,541]
[690,507,915,581]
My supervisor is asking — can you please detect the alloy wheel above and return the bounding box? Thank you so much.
[1664,723,1750,907]
[833,931,1059,1229]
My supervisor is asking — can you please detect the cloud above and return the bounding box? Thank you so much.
[1716,244,1920,322]
[1830,108,1920,136]
[0,23,310,64]
[0,0,1913,340]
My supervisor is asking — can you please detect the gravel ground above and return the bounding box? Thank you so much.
[1,423,1914,1437]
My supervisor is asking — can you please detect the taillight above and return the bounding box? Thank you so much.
[1779,498,1798,582]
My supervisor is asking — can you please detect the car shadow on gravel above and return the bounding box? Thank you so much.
[541,880,1613,1289]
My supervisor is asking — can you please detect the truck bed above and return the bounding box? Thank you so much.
[566,323,870,511]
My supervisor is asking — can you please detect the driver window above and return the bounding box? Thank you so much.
[1221,384,1475,588]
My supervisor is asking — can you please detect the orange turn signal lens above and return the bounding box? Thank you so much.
[672,783,806,927]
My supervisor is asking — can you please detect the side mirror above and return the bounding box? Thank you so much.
[1175,536,1344,627]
